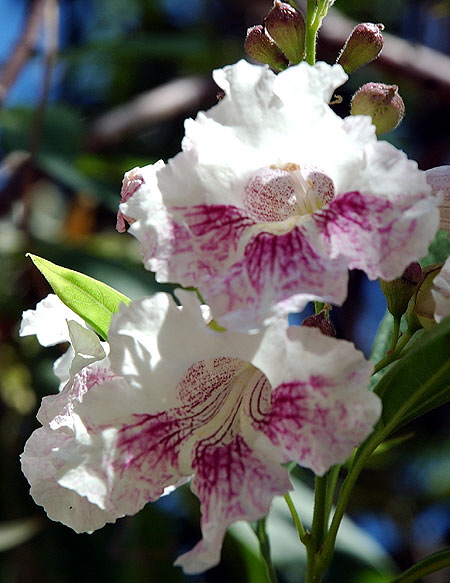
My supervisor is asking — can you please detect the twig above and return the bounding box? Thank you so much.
[0,0,46,106]
[86,75,217,150]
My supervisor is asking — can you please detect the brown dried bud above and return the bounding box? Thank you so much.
[264,0,306,64]
[245,25,288,72]
[302,311,336,337]
[337,22,384,74]
[351,82,405,134]
[380,262,423,317]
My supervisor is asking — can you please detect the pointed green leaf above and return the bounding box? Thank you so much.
[375,313,450,431]
[370,310,398,372]
[27,254,131,340]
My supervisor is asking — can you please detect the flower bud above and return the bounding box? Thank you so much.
[302,310,336,337]
[337,23,384,74]
[264,0,306,64]
[380,262,422,317]
[351,82,405,134]
[411,265,442,330]
[245,25,289,72]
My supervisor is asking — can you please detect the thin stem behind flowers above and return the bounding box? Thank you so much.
[373,328,416,374]
[255,517,279,583]
[284,492,308,545]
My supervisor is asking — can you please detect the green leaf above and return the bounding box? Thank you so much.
[375,313,450,431]
[27,254,131,340]
[421,229,450,267]
[370,310,394,364]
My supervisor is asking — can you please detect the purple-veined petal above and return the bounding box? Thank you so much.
[176,435,291,573]
[21,291,381,574]
[118,60,439,330]
[252,326,380,475]
[314,188,438,281]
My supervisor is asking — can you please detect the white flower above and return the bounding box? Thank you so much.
[118,59,439,331]
[20,292,380,573]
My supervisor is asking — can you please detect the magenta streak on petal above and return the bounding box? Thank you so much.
[315,191,387,235]
[244,227,327,295]
[116,413,192,478]
[183,430,293,565]
[245,372,272,425]
[262,379,335,468]
[171,203,254,264]
[313,191,401,271]
[112,358,260,494]
[185,433,291,568]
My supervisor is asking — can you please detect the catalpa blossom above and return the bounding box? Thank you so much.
[20,292,380,573]
[118,59,439,331]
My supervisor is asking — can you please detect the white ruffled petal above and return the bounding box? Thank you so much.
[20,294,85,346]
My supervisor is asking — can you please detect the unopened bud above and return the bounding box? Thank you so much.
[264,0,306,64]
[245,25,289,71]
[302,311,336,337]
[337,23,384,74]
[412,265,442,330]
[351,82,405,134]
[380,262,422,317]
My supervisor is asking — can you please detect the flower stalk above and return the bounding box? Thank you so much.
[256,518,279,583]
[305,0,332,65]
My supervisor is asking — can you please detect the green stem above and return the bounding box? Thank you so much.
[256,518,279,583]
[284,492,308,544]
[304,474,331,583]
[388,548,450,583]
[388,314,402,353]
[305,1,332,65]
[305,1,318,65]
[311,475,328,550]
[324,466,340,524]
[317,432,380,574]
[314,301,325,314]
[373,328,415,374]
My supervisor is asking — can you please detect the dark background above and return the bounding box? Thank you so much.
[1,1,450,581]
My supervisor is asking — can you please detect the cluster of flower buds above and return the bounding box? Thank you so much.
[381,259,450,334]
[245,1,305,71]
[336,21,405,134]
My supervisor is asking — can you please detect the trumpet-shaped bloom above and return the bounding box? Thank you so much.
[118,59,439,331]
[20,292,380,573]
